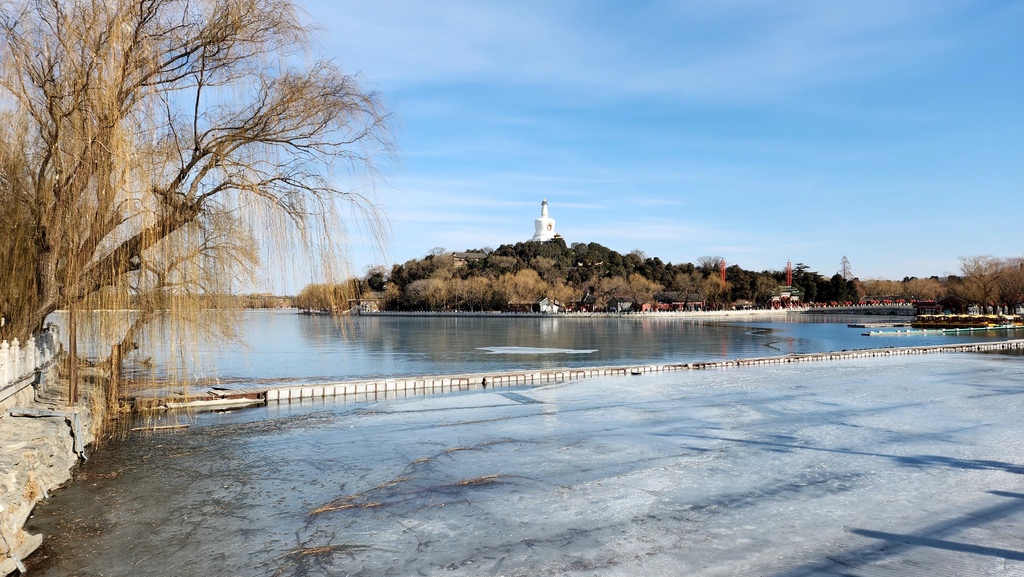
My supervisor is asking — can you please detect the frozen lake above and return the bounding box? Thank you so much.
[76,310,1016,385]
[27,351,1024,576]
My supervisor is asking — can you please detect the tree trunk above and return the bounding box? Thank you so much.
[67,304,78,405]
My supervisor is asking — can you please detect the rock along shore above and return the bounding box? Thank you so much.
[0,362,94,576]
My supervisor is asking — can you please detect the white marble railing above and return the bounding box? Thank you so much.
[0,324,61,401]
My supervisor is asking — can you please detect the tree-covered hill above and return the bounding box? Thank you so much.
[297,246,1024,315]
[298,241,888,313]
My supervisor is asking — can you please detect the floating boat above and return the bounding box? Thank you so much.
[162,388,266,411]
[865,323,1024,337]
[911,314,1023,330]
[863,329,945,336]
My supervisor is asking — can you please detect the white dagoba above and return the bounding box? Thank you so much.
[531,199,558,242]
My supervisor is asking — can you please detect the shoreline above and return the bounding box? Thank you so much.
[357,310,794,319]
[0,364,95,577]
[354,306,914,319]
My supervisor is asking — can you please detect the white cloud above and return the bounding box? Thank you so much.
[307,0,972,103]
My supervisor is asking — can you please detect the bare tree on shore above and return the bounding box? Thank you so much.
[954,256,1003,312]
[0,0,393,406]
[624,274,661,310]
[696,256,724,277]
[998,258,1024,312]
[840,256,852,281]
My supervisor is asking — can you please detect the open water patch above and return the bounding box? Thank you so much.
[477,346,597,355]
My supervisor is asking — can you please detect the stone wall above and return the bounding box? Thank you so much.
[0,373,37,416]
[0,362,94,576]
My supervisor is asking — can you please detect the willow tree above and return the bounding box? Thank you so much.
[0,0,392,404]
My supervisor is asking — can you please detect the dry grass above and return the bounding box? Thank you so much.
[309,499,383,516]
[443,446,474,454]
[23,475,41,503]
[272,543,371,577]
[284,544,369,558]
[77,470,122,481]
[308,476,411,517]
[454,474,506,487]
[308,439,524,518]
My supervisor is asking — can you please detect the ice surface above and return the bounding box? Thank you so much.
[477,346,599,354]
[27,353,1024,576]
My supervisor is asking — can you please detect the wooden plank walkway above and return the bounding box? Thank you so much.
[258,339,1024,405]
[136,339,1024,410]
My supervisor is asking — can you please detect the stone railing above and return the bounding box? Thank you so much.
[0,324,62,404]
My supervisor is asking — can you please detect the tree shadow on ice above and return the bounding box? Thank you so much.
[681,471,863,514]
[770,491,1024,576]
[893,454,1024,475]
[677,432,1024,476]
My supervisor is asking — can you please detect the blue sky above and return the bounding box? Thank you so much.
[297,0,1022,288]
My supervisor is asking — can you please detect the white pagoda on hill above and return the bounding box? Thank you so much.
[531,199,560,242]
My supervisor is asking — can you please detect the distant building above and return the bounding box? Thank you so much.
[606,297,635,313]
[452,251,486,266]
[653,291,706,312]
[531,199,561,242]
[507,298,561,314]
[537,298,560,314]
[572,292,597,312]
[771,285,804,308]
[936,295,971,314]
[913,300,943,315]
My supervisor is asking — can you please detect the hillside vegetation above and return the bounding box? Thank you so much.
[297,240,935,312]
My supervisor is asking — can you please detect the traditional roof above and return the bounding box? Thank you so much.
[773,285,804,298]
[452,251,486,261]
